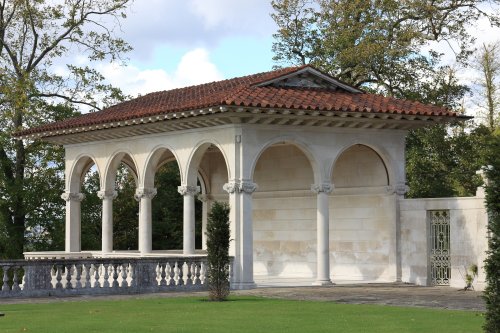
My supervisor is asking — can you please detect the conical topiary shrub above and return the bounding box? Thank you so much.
[206,201,231,301]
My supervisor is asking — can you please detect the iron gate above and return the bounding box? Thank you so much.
[429,210,451,285]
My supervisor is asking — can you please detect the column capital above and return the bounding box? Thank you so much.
[311,183,333,194]
[61,192,85,202]
[240,181,258,194]
[223,181,258,194]
[223,181,239,194]
[97,190,118,200]
[386,182,409,196]
[134,187,157,201]
[177,185,200,196]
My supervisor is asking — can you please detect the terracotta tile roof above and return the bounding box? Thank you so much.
[14,65,464,138]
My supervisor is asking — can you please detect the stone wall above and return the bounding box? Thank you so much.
[400,194,488,290]
[251,143,398,282]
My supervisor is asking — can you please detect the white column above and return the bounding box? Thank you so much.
[134,187,157,254]
[97,190,118,254]
[178,185,200,255]
[61,192,85,253]
[223,180,257,289]
[198,194,210,250]
[239,181,257,287]
[223,181,240,282]
[311,183,333,285]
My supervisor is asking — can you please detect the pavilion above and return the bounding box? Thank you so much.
[15,65,473,290]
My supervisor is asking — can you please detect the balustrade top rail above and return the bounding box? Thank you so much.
[0,256,232,299]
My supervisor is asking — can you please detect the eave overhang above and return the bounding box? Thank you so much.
[15,105,472,145]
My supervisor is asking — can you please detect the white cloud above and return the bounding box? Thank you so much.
[101,48,223,97]
[121,0,275,60]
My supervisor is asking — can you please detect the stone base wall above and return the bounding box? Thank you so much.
[400,195,488,290]
[253,189,398,283]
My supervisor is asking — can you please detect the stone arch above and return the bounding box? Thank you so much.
[68,154,101,193]
[143,145,181,189]
[251,137,318,278]
[250,136,320,185]
[103,150,140,190]
[185,140,231,186]
[330,142,393,188]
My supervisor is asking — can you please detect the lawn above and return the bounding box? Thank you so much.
[0,296,484,333]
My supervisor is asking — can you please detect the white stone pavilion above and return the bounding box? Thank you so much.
[17,66,487,290]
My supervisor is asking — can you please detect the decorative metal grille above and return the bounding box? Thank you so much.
[429,210,451,285]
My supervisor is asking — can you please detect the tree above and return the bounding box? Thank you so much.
[206,201,231,301]
[271,0,500,96]
[474,42,500,130]
[271,0,497,197]
[483,131,500,332]
[0,0,132,258]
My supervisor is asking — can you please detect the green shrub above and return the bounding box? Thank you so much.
[483,134,500,332]
[206,201,231,301]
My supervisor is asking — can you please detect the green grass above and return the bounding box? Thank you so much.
[0,296,484,333]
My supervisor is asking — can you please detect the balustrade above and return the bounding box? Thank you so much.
[0,256,225,298]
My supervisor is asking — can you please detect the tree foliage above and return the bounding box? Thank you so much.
[206,201,231,301]
[0,0,132,258]
[483,131,500,332]
[272,0,500,95]
[271,0,498,198]
[474,42,500,129]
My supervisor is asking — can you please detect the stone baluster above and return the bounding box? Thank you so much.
[121,264,128,288]
[178,185,200,255]
[83,263,91,288]
[61,192,85,253]
[65,264,73,289]
[135,188,157,254]
[97,190,118,254]
[311,183,334,285]
[112,264,119,288]
[174,262,182,285]
[160,263,167,286]
[185,262,193,286]
[12,267,20,292]
[94,264,101,288]
[103,263,110,288]
[75,264,82,289]
[2,266,10,292]
[193,263,201,285]
[167,262,175,286]
[200,262,206,285]
[55,265,63,289]
[129,263,136,288]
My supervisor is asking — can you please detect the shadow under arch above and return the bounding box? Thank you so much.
[68,154,101,193]
[143,145,182,189]
[185,140,231,186]
[329,142,393,187]
[103,150,140,190]
[249,136,321,184]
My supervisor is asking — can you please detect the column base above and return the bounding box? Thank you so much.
[231,281,257,290]
[312,279,334,286]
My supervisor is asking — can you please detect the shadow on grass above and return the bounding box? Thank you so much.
[197,296,265,303]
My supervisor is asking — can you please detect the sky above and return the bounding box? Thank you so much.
[92,0,500,111]
[100,0,276,97]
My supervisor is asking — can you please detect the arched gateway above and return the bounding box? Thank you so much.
[14,65,468,289]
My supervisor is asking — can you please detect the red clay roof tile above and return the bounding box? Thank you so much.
[15,65,463,137]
